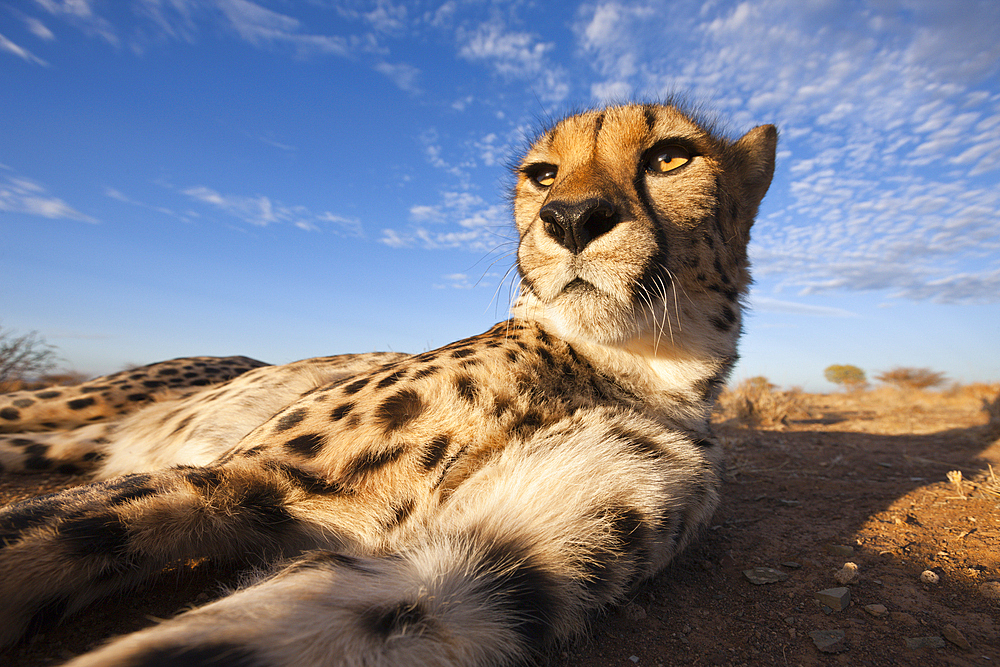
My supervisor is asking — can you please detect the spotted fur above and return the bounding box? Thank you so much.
[0,102,776,667]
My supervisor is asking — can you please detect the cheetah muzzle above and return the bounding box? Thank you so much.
[0,102,776,667]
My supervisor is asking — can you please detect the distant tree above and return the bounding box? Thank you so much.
[0,325,60,392]
[875,367,947,390]
[824,364,868,391]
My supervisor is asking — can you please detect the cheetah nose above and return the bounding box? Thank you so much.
[539,198,619,254]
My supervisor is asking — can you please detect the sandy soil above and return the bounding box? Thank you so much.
[2,388,998,666]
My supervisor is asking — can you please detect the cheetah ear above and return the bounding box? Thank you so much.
[731,124,778,209]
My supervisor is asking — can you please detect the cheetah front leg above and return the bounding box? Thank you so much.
[0,458,357,648]
[62,408,722,667]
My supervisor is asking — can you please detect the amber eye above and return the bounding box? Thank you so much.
[526,165,557,187]
[647,145,690,174]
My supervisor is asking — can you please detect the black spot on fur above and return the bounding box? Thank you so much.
[184,468,224,492]
[67,397,96,410]
[190,379,210,386]
[451,348,476,359]
[55,463,82,474]
[412,365,440,380]
[237,484,295,536]
[11,437,34,446]
[108,484,158,506]
[376,370,407,390]
[158,368,179,376]
[343,444,406,485]
[692,437,714,449]
[142,380,165,388]
[12,398,35,408]
[124,643,263,667]
[506,349,520,364]
[35,390,62,399]
[609,506,651,572]
[24,443,52,470]
[171,414,194,436]
[328,402,353,422]
[365,601,429,640]
[1,407,21,420]
[536,346,555,367]
[127,393,150,402]
[284,433,326,458]
[377,389,424,433]
[60,513,130,557]
[266,462,345,496]
[476,537,559,650]
[419,435,450,471]
[342,377,370,395]
[454,374,478,403]
[274,407,309,433]
[385,498,415,528]
[83,450,106,462]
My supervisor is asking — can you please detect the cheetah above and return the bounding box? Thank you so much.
[0,102,776,667]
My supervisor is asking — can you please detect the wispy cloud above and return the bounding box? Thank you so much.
[750,296,858,318]
[181,185,362,235]
[380,190,512,251]
[25,17,55,41]
[0,172,96,222]
[0,32,48,65]
[457,20,569,103]
[34,0,118,45]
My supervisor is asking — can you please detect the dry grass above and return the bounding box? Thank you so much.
[715,376,808,428]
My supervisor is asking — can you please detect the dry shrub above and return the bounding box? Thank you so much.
[716,377,806,428]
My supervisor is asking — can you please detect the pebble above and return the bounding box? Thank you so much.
[905,636,946,649]
[781,561,802,569]
[980,581,1000,600]
[890,611,919,626]
[629,657,639,664]
[864,603,888,618]
[942,624,972,650]
[809,629,847,653]
[919,570,940,584]
[815,587,850,611]
[743,567,789,584]
[835,562,859,585]
[623,602,647,622]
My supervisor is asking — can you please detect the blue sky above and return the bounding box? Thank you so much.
[1,0,998,391]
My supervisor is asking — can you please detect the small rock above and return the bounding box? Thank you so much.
[942,624,972,650]
[826,544,854,557]
[809,629,847,653]
[629,657,639,664]
[781,561,802,569]
[835,562,859,585]
[864,603,888,618]
[919,570,940,585]
[980,581,1000,600]
[743,567,789,585]
[815,587,850,611]
[623,602,647,621]
[905,636,946,649]
[889,611,919,626]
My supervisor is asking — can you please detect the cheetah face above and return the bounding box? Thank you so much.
[513,103,776,354]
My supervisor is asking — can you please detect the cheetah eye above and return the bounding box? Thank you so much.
[525,164,557,188]
[646,145,690,174]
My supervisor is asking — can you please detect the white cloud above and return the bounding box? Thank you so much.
[380,190,512,251]
[750,296,858,318]
[34,0,118,45]
[26,17,56,41]
[0,174,96,222]
[374,61,420,93]
[181,185,362,235]
[0,32,48,65]
[457,21,569,103]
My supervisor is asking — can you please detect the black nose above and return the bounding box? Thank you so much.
[539,198,619,254]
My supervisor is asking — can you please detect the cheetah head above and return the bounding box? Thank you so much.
[513,103,776,360]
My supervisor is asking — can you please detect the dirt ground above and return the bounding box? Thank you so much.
[2,387,998,667]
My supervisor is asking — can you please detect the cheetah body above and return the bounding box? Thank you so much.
[0,103,776,667]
